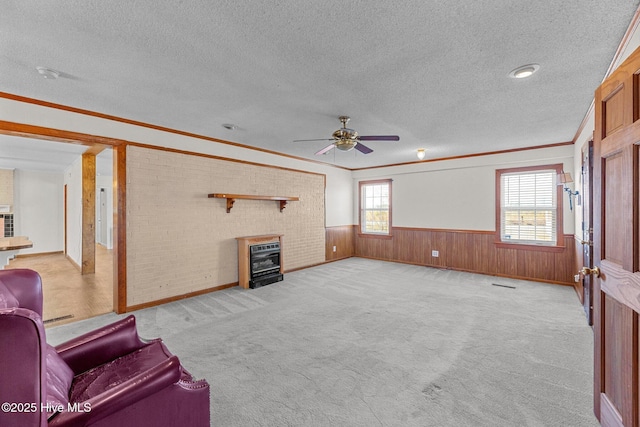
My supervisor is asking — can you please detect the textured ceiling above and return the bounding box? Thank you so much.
[0,136,112,175]
[1,1,639,169]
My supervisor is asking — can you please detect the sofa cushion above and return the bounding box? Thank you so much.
[45,344,74,417]
[0,279,19,308]
[69,340,172,403]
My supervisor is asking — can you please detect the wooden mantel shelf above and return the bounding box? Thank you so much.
[208,193,299,213]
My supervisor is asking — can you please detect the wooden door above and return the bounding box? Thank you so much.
[582,140,594,326]
[593,46,640,426]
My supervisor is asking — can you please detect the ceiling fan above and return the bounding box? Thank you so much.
[293,116,399,155]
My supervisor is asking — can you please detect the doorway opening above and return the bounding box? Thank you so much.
[0,136,117,326]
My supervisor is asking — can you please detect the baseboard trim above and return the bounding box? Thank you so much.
[285,257,352,273]
[125,282,238,312]
[65,254,81,271]
[124,258,347,312]
[355,255,575,286]
[323,256,353,263]
[285,262,325,273]
[15,250,64,258]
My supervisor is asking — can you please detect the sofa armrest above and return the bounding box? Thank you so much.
[55,315,146,374]
[0,269,43,316]
[0,307,48,427]
[48,356,181,427]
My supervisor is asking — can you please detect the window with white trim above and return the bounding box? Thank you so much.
[497,165,562,246]
[359,180,391,235]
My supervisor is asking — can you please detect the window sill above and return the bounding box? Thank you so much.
[357,232,393,240]
[495,241,566,253]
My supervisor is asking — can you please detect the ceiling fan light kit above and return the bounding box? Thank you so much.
[335,139,357,152]
[294,116,399,157]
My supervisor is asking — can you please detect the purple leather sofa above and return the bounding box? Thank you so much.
[0,269,210,426]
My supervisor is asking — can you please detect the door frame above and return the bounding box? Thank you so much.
[0,120,128,314]
[581,140,594,326]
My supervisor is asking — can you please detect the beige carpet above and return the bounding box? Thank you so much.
[48,258,597,426]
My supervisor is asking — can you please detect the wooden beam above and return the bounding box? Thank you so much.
[113,145,127,313]
[83,144,108,156]
[81,153,96,274]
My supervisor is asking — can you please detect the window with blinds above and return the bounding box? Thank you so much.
[500,169,557,245]
[359,180,391,235]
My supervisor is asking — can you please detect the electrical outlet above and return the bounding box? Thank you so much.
[333,246,337,252]
[432,250,439,257]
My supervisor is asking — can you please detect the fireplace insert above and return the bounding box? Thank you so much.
[249,242,283,288]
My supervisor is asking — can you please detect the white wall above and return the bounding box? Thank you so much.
[571,16,640,238]
[13,169,64,254]
[353,145,575,233]
[64,158,83,266]
[324,167,353,226]
[572,115,593,239]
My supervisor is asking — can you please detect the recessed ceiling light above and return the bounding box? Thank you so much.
[222,123,237,130]
[35,66,60,80]
[508,64,540,79]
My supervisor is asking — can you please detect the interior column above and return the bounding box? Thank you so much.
[81,152,96,274]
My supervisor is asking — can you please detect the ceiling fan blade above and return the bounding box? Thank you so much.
[355,143,373,154]
[293,138,334,143]
[315,144,336,155]
[358,135,400,141]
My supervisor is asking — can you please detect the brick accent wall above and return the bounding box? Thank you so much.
[126,145,325,306]
[0,169,14,208]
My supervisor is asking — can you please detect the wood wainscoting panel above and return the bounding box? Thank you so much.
[391,227,423,264]
[473,232,498,275]
[554,244,576,286]
[521,249,556,283]
[422,229,446,267]
[355,231,394,261]
[445,232,475,272]
[496,245,518,278]
[354,227,576,285]
[325,226,355,261]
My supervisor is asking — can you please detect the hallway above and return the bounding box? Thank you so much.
[6,244,114,327]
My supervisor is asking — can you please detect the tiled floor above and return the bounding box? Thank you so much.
[6,244,114,327]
